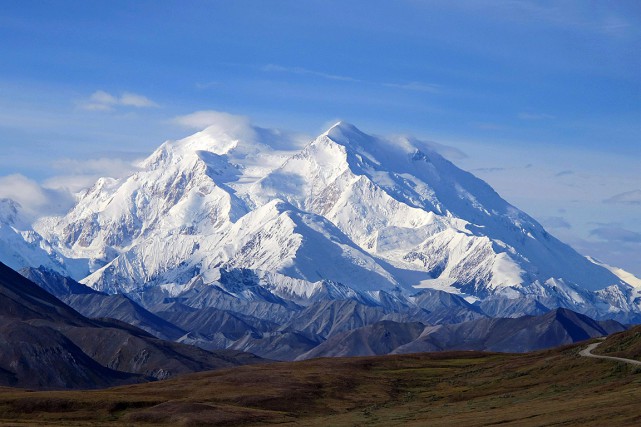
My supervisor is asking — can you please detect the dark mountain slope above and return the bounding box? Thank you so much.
[0,263,89,326]
[20,265,100,297]
[21,266,186,340]
[0,262,261,389]
[0,320,141,389]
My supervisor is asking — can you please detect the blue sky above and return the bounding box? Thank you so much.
[0,1,639,274]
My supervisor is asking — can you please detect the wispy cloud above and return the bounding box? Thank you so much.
[590,225,641,243]
[45,157,141,193]
[119,92,158,108]
[518,112,555,120]
[473,167,505,173]
[443,1,634,38]
[80,90,159,111]
[400,136,467,160]
[540,216,571,229]
[473,122,505,131]
[604,190,641,205]
[263,64,440,93]
[383,81,440,93]
[555,170,574,177]
[51,157,137,175]
[195,81,221,90]
[262,64,360,82]
[598,14,633,38]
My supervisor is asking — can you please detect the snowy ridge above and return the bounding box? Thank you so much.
[587,256,641,289]
[6,120,639,321]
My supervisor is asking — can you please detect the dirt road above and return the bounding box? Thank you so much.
[579,340,641,366]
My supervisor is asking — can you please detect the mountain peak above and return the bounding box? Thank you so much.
[323,121,366,142]
[175,126,245,155]
[325,120,356,131]
[144,120,260,170]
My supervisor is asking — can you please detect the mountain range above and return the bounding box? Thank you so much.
[1,121,639,362]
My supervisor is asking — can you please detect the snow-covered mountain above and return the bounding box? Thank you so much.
[6,121,640,322]
[0,198,72,275]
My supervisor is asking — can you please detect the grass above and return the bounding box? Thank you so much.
[594,325,641,361]
[0,338,641,426]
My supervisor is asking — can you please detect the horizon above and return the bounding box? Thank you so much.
[0,1,639,275]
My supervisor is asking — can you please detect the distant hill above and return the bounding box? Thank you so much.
[297,308,625,359]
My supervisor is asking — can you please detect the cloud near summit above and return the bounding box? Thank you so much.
[0,174,76,220]
[171,110,259,143]
[172,110,252,131]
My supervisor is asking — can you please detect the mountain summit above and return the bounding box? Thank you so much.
[4,121,637,321]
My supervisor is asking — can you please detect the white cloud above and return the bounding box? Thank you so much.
[80,90,158,111]
[172,110,312,153]
[90,90,118,105]
[0,155,144,221]
[52,157,140,177]
[171,110,261,144]
[172,110,253,133]
[43,175,104,194]
[0,174,75,220]
[45,157,141,193]
[120,92,158,108]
